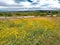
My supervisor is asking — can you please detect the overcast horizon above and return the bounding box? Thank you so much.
[0,0,60,11]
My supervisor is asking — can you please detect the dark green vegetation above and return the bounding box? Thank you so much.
[0,10,60,16]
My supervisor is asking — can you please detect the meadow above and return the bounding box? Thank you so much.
[0,17,60,45]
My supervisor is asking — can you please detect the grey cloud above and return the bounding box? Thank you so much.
[0,2,7,6]
[14,0,27,3]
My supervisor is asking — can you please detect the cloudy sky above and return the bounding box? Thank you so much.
[0,0,60,11]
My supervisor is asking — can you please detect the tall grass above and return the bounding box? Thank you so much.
[0,18,60,45]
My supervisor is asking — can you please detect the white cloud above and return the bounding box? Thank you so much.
[20,2,31,7]
[0,0,60,11]
[0,0,16,5]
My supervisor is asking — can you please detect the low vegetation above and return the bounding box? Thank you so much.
[0,11,60,16]
[0,17,60,45]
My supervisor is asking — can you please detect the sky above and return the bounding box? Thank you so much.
[0,0,60,11]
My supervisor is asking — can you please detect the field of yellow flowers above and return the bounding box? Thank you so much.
[0,17,60,45]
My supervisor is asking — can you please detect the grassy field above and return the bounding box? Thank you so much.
[0,17,60,45]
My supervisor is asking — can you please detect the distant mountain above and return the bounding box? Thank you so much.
[0,7,60,12]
